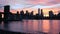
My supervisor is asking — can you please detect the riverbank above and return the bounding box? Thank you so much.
[0,29,26,34]
[0,29,47,34]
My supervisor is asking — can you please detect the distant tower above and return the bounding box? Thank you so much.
[38,8,41,15]
[41,9,43,17]
[4,5,10,21]
[31,11,34,15]
[49,10,54,18]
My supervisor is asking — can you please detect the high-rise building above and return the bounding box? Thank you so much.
[49,10,54,18]
[41,9,43,17]
[4,5,10,20]
[38,8,40,15]
[38,8,43,17]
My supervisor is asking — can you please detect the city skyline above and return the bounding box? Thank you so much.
[0,8,60,17]
[1,5,60,21]
[0,0,60,16]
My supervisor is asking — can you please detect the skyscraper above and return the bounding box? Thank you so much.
[38,8,43,17]
[41,9,43,17]
[49,10,54,18]
[38,8,40,15]
[4,5,10,21]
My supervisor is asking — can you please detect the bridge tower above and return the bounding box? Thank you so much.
[4,5,10,21]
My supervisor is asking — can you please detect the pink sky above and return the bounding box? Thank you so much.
[0,0,60,16]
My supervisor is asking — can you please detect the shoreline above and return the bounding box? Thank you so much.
[0,29,47,34]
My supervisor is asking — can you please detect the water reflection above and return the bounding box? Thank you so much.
[0,20,60,34]
[49,20,59,34]
[38,20,43,32]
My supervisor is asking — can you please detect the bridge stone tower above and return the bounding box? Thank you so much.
[4,5,10,21]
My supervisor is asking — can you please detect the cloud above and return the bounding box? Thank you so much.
[0,0,60,9]
[28,4,60,9]
[10,4,33,9]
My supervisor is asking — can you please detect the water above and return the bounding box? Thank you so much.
[0,20,60,34]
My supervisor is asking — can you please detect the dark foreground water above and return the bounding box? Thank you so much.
[0,20,60,34]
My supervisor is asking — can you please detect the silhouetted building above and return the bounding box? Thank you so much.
[30,11,34,15]
[20,10,24,16]
[38,8,40,15]
[41,9,44,17]
[57,12,60,19]
[30,11,34,19]
[9,13,14,20]
[4,5,10,21]
[49,10,54,18]
[25,10,30,19]
[16,11,20,20]
[37,8,44,19]
[20,10,24,19]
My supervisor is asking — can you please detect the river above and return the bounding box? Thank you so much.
[0,20,60,34]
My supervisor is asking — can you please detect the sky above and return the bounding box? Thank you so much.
[0,0,60,16]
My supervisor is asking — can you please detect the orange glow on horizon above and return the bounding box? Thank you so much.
[0,8,60,17]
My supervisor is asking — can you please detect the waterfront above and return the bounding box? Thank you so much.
[0,20,60,34]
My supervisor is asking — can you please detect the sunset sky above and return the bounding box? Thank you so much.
[0,0,60,16]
